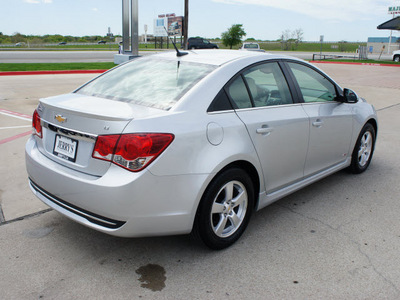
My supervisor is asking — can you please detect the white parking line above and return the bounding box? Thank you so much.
[0,109,32,122]
[0,125,31,130]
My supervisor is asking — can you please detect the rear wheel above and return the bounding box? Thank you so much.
[193,168,254,250]
[394,55,400,62]
[349,123,376,174]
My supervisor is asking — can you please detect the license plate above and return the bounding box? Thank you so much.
[53,134,78,162]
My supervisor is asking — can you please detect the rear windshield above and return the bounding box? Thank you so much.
[244,44,258,49]
[76,57,217,110]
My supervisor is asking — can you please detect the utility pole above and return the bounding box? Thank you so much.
[183,0,189,49]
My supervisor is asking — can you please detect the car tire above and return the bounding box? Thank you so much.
[348,123,376,174]
[394,55,400,62]
[192,167,254,250]
[190,46,196,50]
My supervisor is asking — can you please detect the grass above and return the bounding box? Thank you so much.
[1,42,367,52]
[252,42,366,53]
[0,62,117,72]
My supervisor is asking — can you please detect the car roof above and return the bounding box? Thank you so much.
[150,49,295,66]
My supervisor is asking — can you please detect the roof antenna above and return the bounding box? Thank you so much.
[164,27,188,57]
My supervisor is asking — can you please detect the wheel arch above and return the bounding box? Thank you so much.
[191,160,261,248]
[204,160,261,210]
[366,118,378,137]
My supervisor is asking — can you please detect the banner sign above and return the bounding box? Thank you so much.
[388,6,400,14]
[154,13,183,37]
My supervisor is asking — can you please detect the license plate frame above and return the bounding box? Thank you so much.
[53,134,78,162]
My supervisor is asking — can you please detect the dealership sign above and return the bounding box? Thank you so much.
[388,6,400,14]
[154,13,183,37]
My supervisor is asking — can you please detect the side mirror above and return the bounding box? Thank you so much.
[342,88,358,103]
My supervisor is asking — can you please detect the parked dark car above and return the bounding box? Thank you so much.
[187,37,218,50]
[97,40,106,44]
[58,42,67,45]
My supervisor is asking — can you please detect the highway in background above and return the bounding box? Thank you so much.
[0,50,128,63]
[0,50,394,63]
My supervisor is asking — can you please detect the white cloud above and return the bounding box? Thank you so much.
[92,8,99,12]
[212,0,391,21]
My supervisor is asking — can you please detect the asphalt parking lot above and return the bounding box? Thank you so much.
[0,63,400,299]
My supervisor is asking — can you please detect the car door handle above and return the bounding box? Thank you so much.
[256,127,274,135]
[312,120,323,128]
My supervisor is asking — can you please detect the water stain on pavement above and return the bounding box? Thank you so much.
[135,264,166,291]
[23,226,54,238]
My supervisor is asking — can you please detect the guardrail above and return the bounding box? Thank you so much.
[312,53,359,60]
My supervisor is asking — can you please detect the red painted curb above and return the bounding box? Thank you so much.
[310,61,400,67]
[0,69,107,76]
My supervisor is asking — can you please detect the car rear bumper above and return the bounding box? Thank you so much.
[25,136,208,237]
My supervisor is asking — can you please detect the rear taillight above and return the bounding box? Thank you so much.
[92,133,174,172]
[32,109,42,138]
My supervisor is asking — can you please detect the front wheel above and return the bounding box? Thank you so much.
[348,123,376,174]
[394,55,400,62]
[193,168,254,250]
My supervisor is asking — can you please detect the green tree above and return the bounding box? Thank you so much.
[221,24,246,49]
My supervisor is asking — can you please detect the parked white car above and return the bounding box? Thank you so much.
[240,42,265,52]
[393,50,400,62]
[26,50,377,249]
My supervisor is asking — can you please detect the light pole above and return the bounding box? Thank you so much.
[116,0,139,64]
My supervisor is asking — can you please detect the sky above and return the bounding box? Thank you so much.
[1,0,400,41]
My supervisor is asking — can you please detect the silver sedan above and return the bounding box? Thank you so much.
[26,50,377,249]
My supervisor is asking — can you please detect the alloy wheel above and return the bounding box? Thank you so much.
[358,131,373,167]
[210,180,248,238]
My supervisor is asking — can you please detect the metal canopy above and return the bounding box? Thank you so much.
[377,16,400,30]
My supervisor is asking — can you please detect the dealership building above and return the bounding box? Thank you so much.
[369,7,400,54]
[367,36,400,53]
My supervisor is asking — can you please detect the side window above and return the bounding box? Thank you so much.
[288,62,337,103]
[242,62,293,107]
[208,89,233,112]
[226,76,252,109]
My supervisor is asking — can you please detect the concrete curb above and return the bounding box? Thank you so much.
[0,69,107,76]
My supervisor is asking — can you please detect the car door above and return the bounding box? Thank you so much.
[285,62,353,177]
[225,61,310,193]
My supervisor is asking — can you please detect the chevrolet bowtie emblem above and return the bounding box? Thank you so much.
[55,114,67,123]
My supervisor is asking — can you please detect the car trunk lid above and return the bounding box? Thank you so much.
[35,93,164,176]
